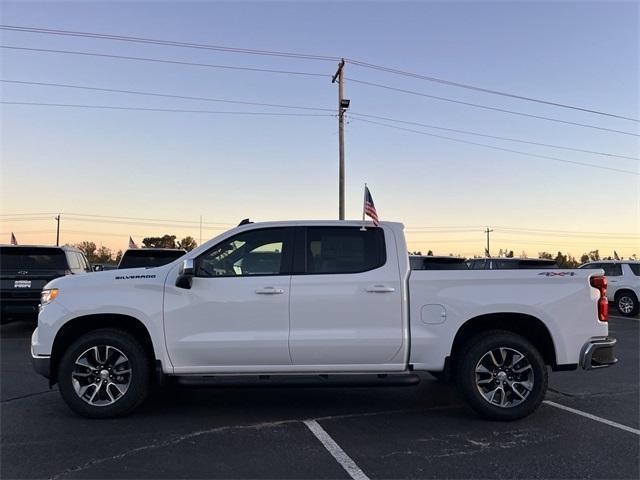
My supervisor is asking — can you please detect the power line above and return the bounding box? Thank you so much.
[1,101,335,117]
[0,25,340,62]
[62,212,234,227]
[2,25,635,121]
[1,79,336,112]
[347,78,639,137]
[0,45,329,78]
[346,59,639,122]
[350,117,640,176]
[350,112,639,161]
[6,45,637,138]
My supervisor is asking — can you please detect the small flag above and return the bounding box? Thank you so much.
[614,251,620,260]
[10,232,17,245]
[129,236,138,249]
[363,185,379,226]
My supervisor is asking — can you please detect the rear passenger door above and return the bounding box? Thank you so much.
[289,226,404,368]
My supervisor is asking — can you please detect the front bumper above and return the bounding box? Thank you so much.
[580,337,617,370]
[31,353,51,378]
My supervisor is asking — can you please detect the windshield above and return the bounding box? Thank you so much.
[118,250,185,269]
[0,247,67,271]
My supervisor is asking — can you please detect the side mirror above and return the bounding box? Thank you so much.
[176,259,195,289]
[93,265,104,272]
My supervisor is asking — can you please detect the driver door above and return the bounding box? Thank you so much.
[164,227,294,372]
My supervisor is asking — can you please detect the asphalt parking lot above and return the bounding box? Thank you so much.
[1,314,638,479]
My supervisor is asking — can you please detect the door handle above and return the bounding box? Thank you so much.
[366,285,396,293]
[255,287,285,295]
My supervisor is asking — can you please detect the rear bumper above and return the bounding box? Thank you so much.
[580,337,617,370]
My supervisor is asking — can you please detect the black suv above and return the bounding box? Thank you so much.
[118,248,186,269]
[0,245,91,323]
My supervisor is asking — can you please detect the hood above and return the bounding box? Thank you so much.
[45,265,172,290]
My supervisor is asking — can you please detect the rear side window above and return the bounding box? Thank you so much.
[304,227,385,274]
[602,263,623,277]
[628,264,640,276]
[0,247,67,271]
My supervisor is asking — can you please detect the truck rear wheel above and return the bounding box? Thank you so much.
[57,328,151,418]
[456,330,547,421]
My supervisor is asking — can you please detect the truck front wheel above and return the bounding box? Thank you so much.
[57,328,151,418]
[456,330,547,420]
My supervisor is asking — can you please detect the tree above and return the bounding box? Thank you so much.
[580,253,590,264]
[408,250,422,255]
[427,250,433,256]
[178,236,198,252]
[506,250,514,258]
[538,251,553,260]
[115,249,123,264]
[75,241,97,263]
[588,249,600,261]
[94,246,113,264]
[142,235,177,249]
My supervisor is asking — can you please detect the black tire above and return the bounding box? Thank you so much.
[57,328,151,418]
[615,291,639,317]
[456,330,548,421]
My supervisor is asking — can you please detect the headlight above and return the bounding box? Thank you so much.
[40,288,59,306]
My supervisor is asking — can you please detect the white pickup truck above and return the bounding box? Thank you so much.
[31,221,617,420]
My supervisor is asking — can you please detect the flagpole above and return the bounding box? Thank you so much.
[361,183,367,231]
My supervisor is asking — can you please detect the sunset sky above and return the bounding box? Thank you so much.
[1,1,638,258]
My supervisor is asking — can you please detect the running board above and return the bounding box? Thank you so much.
[173,373,421,388]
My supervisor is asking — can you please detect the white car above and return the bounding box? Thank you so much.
[31,220,616,419]
[579,260,640,316]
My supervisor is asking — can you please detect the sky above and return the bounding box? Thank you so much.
[1,0,638,257]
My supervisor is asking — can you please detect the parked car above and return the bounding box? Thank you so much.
[1,245,91,323]
[409,255,468,270]
[579,260,640,316]
[466,258,557,270]
[118,248,186,269]
[32,220,615,419]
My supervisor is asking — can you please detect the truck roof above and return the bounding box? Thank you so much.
[233,220,404,229]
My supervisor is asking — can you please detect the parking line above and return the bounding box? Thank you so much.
[303,419,370,480]
[544,400,640,435]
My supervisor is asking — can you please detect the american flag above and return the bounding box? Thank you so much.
[10,232,17,245]
[364,186,379,226]
[129,236,138,249]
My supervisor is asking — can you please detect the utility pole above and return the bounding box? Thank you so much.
[332,58,349,220]
[55,214,61,246]
[485,227,493,257]
[199,215,202,245]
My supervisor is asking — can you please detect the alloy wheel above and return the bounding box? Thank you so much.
[618,296,635,314]
[72,345,132,406]
[475,347,534,408]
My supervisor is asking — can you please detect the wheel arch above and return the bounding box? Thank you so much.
[50,313,156,385]
[614,288,637,300]
[450,313,559,374]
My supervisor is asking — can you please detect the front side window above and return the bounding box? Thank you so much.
[304,227,385,274]
[471,260,486,270]
[197,228,290,277]
[66,251,81,270]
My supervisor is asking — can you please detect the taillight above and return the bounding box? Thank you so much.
[590,275,608,322]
